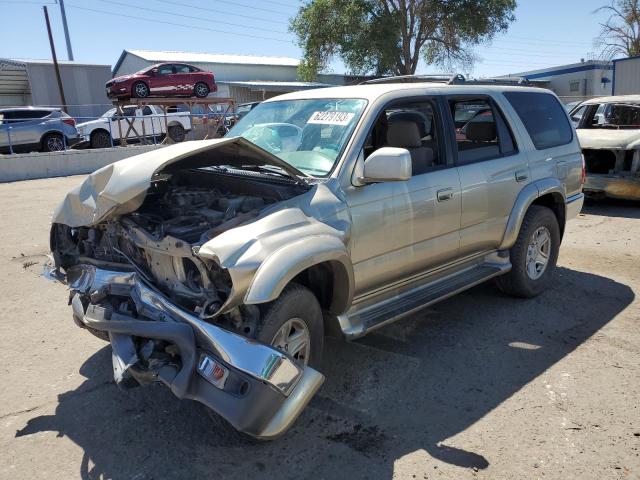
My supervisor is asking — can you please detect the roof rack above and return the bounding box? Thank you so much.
[361,74,531,86]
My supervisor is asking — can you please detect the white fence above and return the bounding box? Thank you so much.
[0,144,164,183]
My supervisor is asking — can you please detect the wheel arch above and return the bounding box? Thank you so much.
[243,235,354,316]
[500,178,567,250]
[40,130,65,148]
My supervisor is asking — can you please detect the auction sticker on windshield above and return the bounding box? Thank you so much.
[307,111,355,126]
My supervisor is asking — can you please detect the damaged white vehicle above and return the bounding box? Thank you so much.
[570,95,640,200]
[47,83,584,439]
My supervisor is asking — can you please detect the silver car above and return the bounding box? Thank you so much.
[47,81,584,439]
[0,107,79,154]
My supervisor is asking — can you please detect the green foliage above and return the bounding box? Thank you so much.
[291,0,517,81]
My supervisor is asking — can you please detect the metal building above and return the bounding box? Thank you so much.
[0,59,112,118]
[500,60,613,104]
[612,56,640,95]
[112,50,352,103]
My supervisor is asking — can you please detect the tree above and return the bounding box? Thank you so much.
[595,0,640,59]
[290,0,517,81]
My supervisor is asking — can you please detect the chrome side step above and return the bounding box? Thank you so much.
[338,261,510,339]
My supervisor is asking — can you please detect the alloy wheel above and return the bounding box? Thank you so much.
[526,226,552,280]
[270,318,311,367]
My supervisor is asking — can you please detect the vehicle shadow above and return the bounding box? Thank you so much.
[582,197,640,219]
[15,267,634,479]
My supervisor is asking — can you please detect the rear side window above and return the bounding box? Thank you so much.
[504,92,573,150]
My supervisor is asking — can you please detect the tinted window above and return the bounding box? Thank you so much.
[142,106,153,115]
[504,92,573,150]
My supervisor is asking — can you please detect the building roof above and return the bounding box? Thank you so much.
[1,58,110,68]
[502,60,613,80]
[119,49,300,69]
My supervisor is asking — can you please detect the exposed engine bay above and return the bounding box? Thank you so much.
[50,169,307,335]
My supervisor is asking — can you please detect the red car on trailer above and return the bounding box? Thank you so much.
[106,63,217,99]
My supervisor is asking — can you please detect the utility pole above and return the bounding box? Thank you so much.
[58,0,74,61]
[43,6,68,113]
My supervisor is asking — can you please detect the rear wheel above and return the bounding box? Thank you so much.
[132,81,149,98]
[496,205,560,298]
[90,130,111,149]
[194,82,210,98]
[41,133,65,152]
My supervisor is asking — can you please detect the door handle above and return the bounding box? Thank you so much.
[515,170,529,182]
[437,188,454,202]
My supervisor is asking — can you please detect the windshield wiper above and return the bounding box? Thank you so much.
[225,164,307,184]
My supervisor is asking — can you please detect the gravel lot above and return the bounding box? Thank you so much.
[0,175,638,480]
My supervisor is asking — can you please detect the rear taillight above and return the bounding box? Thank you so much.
[62,118,76,127]
[580,154,586,185]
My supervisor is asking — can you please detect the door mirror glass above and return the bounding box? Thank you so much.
[151,68,158,75]
[360,147,412,183]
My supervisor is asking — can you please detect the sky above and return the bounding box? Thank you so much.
[0,0,616,78]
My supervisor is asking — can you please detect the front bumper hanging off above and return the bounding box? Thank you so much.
[46,263,324,440]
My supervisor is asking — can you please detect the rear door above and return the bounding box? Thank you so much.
[446,95,530,256]
[174,64,195,94]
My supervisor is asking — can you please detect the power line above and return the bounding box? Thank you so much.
[65,3,294,44]
[160,0,293,18]
[96,0,291,35]
[155,0,291,26]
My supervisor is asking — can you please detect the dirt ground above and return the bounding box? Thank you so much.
[0,175,638,480]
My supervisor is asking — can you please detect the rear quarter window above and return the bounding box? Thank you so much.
[503,92,573,150]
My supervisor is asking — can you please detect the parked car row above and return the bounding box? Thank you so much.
[0,107,79,154]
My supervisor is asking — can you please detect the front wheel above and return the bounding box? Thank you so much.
[167,124,186,142]
[255,283,324,368]
[132,81,149,98]
[90,130,111,149]
[496,205,560,298]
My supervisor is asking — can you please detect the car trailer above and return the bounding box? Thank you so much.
[111,97,236,146]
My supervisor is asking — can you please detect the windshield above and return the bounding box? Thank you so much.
[227,98,367,176]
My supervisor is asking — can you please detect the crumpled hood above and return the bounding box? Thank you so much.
[577,129,640,150]
[52,137,305,227]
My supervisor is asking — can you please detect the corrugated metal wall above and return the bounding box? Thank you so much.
[614,57,640,95]
[26,63,112,118]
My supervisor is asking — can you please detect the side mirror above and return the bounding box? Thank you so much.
[359,147,412,183]
[151,68,158,75]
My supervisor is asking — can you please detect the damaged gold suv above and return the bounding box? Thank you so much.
[47,79,584,439]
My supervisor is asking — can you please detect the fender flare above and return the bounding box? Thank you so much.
[244,234,354,311]
[499,178,565,250]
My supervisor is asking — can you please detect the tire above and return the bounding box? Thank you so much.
[194,82,210,98]
[496,205,561,298]
[41,133,65,152]
[132,81,149,98]
[90,130,111,149]
[255,283,324,368]
[167,124,186,142]
[206,283,324,440]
